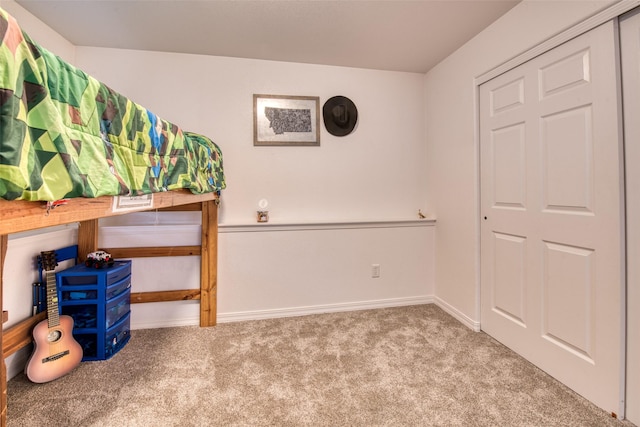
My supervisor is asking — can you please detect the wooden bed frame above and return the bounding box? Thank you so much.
[0,190,220,426]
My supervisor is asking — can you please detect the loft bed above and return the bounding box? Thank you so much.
[0,8,225,426]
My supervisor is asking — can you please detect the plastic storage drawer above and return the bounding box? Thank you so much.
[58,261,131,286]
[75,313,131,361]
[56,260,132,361]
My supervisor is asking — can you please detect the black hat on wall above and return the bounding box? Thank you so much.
[323,96,358,137]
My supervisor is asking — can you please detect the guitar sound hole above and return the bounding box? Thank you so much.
[47,330,62,343]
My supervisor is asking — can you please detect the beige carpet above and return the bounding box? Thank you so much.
[7,304,635,426]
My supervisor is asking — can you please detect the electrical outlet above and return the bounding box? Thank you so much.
[371,264,380,278]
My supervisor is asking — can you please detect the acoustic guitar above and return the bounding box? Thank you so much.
[25,251,83,383]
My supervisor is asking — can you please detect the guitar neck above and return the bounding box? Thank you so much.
[45,270,60,328]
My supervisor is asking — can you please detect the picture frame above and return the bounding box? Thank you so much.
[253,94,320,146]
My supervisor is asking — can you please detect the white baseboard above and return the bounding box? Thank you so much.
[132,296,434,329]
[217,296,435,324]
[433,296,481,332]
[124,295,483,336]
[131,315,200,330]
[6,348,31,380]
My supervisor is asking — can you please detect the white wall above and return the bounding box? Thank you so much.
[66,41,435,328]
[73,47,428,224]
[97,216,434,328]
[424,0,617,324]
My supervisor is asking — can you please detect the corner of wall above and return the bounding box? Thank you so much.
[2,0,76,64]
[433,296,480,332]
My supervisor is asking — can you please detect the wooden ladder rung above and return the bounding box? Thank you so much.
[130,289,200,304]
[105,246,201,259]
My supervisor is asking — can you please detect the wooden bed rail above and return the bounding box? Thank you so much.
[2,313,46,358]
[0,190,217,236]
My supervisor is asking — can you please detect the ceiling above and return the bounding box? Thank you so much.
[14,0,520,74]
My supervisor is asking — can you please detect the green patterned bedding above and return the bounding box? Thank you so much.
[0,8,225,201]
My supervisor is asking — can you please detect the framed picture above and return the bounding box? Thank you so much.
[253,94,320,146]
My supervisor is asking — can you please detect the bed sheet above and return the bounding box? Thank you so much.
[0,8,225,201]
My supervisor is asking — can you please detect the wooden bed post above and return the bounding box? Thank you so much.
[1,233,8,427]
[77,219,100,261]
[200,200,217,327]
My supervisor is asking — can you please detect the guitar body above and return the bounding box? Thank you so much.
[25,315,83,383]
[25,251,83,383]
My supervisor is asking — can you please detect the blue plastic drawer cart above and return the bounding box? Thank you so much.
[56,260,132,361]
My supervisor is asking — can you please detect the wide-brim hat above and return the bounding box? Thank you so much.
[323,96,358,137]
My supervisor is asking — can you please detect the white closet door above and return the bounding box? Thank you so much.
[620,9,640,425]
[480,21,625,415]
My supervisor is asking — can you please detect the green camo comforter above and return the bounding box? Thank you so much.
[0,8,225,201]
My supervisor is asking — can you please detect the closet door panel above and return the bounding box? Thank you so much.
[480,20,624,416]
